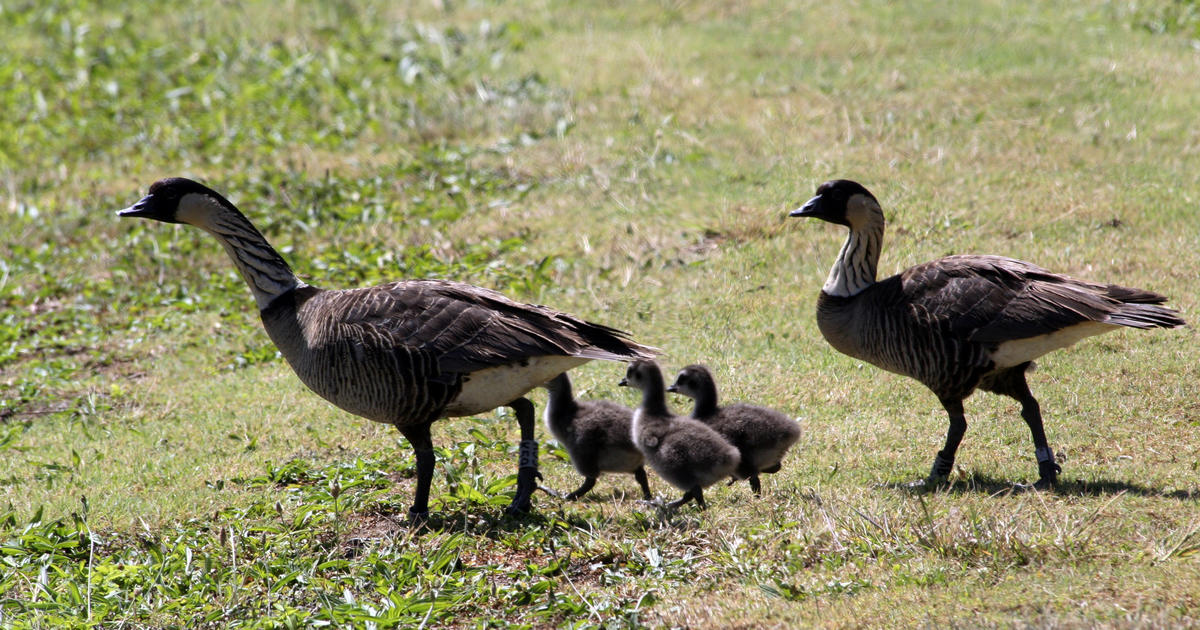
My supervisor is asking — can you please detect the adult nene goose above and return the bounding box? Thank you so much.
[790,179,1185,488]
[119,177,656,519]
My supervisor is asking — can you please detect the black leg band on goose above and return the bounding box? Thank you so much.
[930,451,955,480]
[1034,446,1061,487]
[518,438,538,469]
[506,439,541,514]
[505,398,539,515]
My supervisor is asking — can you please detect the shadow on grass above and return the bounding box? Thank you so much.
[882,472,1199,501]
[536,485,651,505]
[536,487,708,531]
[340,495,599,546]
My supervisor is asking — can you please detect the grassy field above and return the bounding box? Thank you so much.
[3,0,1199,627]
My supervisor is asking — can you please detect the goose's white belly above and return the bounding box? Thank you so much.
[443,356,589,416]
[990,321,1116,368]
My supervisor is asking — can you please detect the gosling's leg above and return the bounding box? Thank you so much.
[633,466,652,501]
[564,476,597,501]
[667,487,705,510]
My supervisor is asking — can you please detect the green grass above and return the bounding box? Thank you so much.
[3,0,1199,627]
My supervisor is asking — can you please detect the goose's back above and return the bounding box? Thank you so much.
[261,280,646,424]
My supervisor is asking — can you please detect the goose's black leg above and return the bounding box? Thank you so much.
[917,396,965,487]
[1007,364,1060,488]
[748,474,762,495]
[400,422,436,521]
[981,363,1060,488]
[506,397,540,515]
[564,476,597,500]
[633,466,652,501]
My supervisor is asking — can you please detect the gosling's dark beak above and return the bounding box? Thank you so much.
[618,378,630,387]
[789,193,823,218]
[666,383,679,393]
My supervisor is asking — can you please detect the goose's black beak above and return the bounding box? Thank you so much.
[665,383,680,393]
[617,378,630,387]
[117,195,155,219]
[789,194,823,219]
[117,191,181,223]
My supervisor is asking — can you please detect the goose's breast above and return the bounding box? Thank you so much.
[815,295,874,362]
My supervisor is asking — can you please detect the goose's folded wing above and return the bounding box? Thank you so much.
[897,255,1160,343]
[316,279,655,374]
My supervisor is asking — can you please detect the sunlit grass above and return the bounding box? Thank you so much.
[2,0,1199,627]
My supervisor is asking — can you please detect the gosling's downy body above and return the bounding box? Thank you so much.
[790,179,1185,488]
[667,364,800,494]
[542,373,652,500]
[119,177,656,519]
[619,360,739,510]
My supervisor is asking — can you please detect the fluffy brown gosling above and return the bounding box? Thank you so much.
[618,360,739,510]
[542,372,652,501]
[667,364,800,494]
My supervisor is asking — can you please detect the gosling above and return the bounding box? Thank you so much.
[667,364,801,495]
[543,372,653,501]
[618,360,740,510]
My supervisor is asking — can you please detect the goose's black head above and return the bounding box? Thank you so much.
[789,179,879,227]
[618,359,662,390]
[666,364,713,397]
[118,177,232,225]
